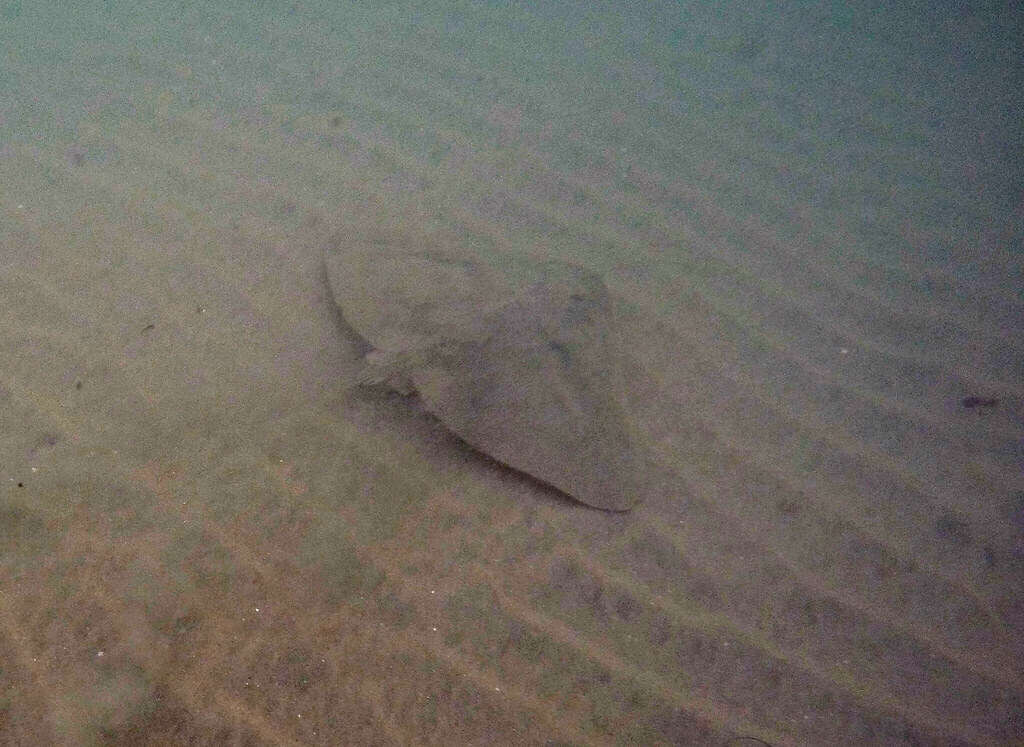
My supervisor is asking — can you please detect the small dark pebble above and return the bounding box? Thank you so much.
[935,513,972,546]
[66,146,86,167]
[17,482,24,488]
[30,433,60,456]
[982,546,997,569]
[1014,491,1024,530]
[962,396,998,408]
[75,380,83,390]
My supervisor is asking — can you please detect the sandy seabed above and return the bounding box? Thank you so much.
[1,2,1022,745]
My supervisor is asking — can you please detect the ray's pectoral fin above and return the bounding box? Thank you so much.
[355,349,416,396]
[408,364,456,406]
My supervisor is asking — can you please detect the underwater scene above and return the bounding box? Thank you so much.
[1,2,1022,744]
